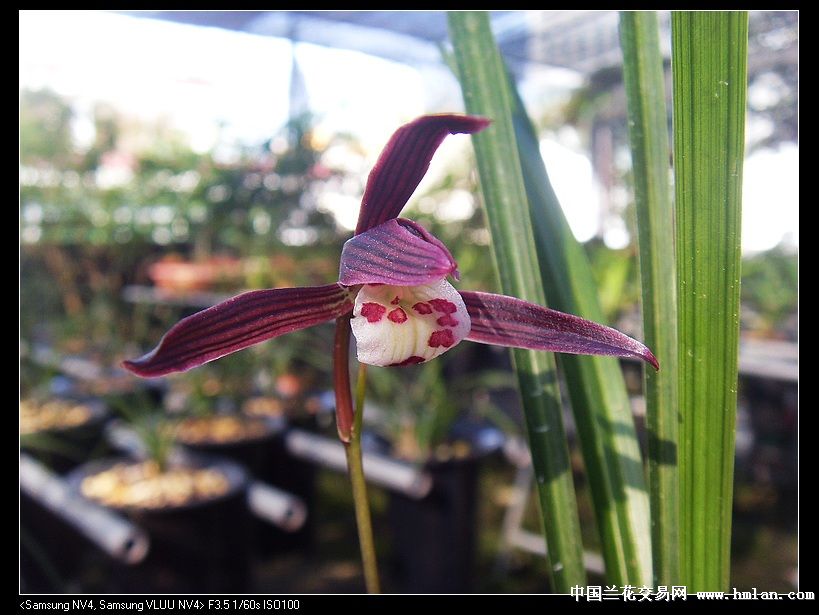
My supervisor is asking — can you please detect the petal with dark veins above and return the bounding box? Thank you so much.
[339,218,458,287]
[354,114,490,235]
[123,284,356,378]
[460,290,659,369]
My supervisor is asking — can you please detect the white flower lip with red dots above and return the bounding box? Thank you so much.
[350,279,471,367]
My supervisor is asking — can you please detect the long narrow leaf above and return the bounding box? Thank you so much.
[672,11,748,591]
[503,57,653,586]
[619,11,680,586]
[448,11,587,591]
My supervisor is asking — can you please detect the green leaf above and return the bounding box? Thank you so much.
[448,11,587,590]
[619,11,680,586]
[671,11,748,591]
[505,61,653,587]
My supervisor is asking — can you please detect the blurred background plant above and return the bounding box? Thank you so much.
[365,345,515,462]
[126,411,177,473]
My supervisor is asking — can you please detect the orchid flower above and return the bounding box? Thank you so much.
[124,114,658,437]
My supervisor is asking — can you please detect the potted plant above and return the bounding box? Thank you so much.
[66,411,252,593]
[20,396,109,475]
[168,356,318,556]
[364,345,511,593]
[241,325,335,425]
[237,327,337,555]
[163,348,281,471]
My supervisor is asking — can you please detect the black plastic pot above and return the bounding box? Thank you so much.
[176,415,317,556]
[255,426,318,554]
[387,453,485,594]
[65,455,251,593]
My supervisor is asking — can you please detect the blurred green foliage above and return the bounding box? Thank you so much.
[741,245,798,339]
[585,239,640,324]
[20,89,339,253]
[20,88,345,357]
[20,89,74,164]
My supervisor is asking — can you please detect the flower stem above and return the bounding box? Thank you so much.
[354,363,368,436]
[334,316,381,593]
[346,363,380,593]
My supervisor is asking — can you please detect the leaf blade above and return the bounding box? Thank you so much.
[448,11,587,591]
[505,61,654,586]
[619,10,680,586]
[672,10,747,591]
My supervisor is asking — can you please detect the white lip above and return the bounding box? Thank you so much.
[350,279,471,367]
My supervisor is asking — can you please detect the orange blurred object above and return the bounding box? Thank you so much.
[148,255,243,293]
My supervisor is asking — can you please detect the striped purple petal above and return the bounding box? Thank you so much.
[355,114,491,235]
[339,218,459,287]
[460,291,659,369]
[123,284,355,378]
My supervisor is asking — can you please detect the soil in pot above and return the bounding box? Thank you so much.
[20,398,109,474]
[174,415,275,466]
[67,456,251,593]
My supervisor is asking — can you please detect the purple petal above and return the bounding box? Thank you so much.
[355,114,491,235]
[460,291,659,370]
[339,218,459,286]
[123,284,355,378]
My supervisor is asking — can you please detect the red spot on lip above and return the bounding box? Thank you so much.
[429,298,457,314]
[412,302,433,315]
[428,329,455,348]
[437,314,459,327]
[390,296,401,305]
[388,307,408,323]
[388,355,425,367]
[360,302,386,323]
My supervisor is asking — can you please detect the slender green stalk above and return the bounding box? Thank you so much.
[355,364,369,431]
[619,11,679,586]
[502,57,652,585]
[671,11,747,591]
[449,11,586,591]
[344,362,380,593]
[334,317,380,593]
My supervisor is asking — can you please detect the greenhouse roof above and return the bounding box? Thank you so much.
[127,11,796,79]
